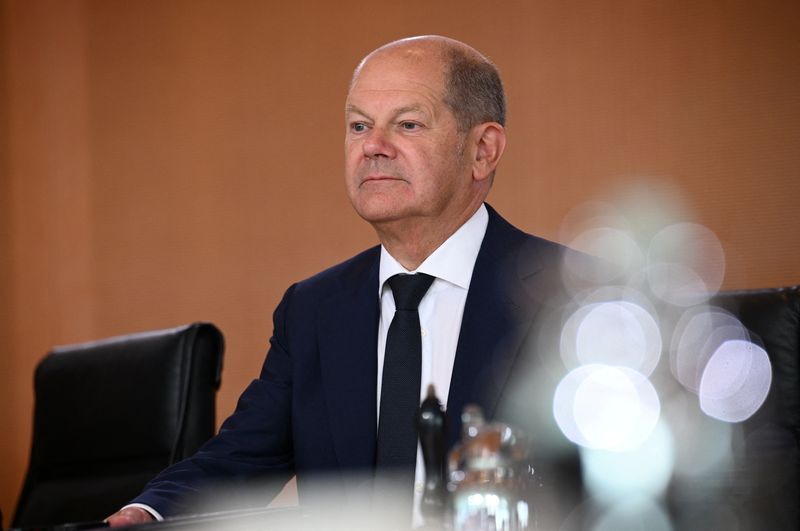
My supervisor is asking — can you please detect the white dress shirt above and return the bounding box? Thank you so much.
[377,204,489,526]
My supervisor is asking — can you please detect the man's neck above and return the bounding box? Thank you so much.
[373,201,483,270]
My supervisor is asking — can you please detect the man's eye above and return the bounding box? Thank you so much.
[400,122,420,131]
[351,123,367,133]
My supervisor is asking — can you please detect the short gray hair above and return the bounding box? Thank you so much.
[442,46,506,133]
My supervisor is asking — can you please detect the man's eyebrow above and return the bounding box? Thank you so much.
[345,104,369,117]
[394,105,425,116]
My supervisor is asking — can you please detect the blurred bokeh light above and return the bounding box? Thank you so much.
[561,300,662,376]
[647,222,726,306]
[699,339,772,423]
[580,420,674,503]
[554,365,660,452]
[591,496,673,531]
[670,306,750,392]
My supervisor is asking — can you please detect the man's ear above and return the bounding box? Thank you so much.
[471,122,506,182]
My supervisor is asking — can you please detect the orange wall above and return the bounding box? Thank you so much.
[1,0,798,518]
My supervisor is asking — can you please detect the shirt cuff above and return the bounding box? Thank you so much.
[122,503,164,522]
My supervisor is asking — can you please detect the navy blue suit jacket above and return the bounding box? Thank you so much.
[132,205,570,517]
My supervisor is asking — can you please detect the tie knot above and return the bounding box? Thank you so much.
[388,273,435,310]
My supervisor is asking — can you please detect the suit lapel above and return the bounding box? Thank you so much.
[317,251,380,470]
[314,207,558,460]
[446,206,545,447]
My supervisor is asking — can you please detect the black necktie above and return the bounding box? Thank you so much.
[376,273,435,476]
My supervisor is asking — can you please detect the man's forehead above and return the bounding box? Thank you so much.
[345,84,444,121]
[354,42,445,81]
[360,38,444,69]
[348,52,444,100]
[345,100,429,119]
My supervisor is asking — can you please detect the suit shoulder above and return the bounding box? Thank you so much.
[484,203,573,263]
[291,245,380,297]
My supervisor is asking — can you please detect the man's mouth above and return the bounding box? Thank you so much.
[360,174,405,186]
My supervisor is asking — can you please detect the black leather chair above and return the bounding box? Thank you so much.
[677,285,799,530]
[12,322,224,528]
[711,285,800,443]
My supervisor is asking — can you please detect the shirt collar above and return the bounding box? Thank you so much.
[379,203,489,294]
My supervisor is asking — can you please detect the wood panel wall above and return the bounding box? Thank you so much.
[1,0,798,517]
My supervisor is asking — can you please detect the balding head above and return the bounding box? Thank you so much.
[344,36,507,268]
[352,36,506,133]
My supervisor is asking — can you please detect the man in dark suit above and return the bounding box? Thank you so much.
[107,35,574,527]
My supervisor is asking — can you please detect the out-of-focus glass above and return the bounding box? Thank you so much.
[448,406,532,531]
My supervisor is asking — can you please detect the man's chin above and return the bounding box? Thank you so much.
[350,199,410,225]
[355,209,405,226]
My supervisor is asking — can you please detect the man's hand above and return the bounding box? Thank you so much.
[106,507,155,527]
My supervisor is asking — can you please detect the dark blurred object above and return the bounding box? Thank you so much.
[417,385,447,525]
[673,285,799,531]
[11,521,108,531]
[12,323,224,529]
[715,286,797,530]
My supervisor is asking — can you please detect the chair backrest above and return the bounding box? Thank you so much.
[12,322,224,528]
[711,285,799,440]
[708,285,799,529]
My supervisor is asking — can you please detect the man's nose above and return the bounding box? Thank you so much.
[362,128,397,159]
